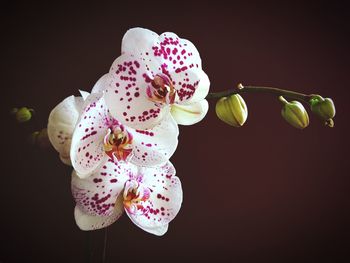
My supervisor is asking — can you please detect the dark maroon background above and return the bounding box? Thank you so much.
[1,1,349,262]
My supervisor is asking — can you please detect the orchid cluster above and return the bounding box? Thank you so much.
[47,28,210,236]
[40,27,337,237]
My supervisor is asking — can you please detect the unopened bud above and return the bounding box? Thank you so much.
[279,96,309,129]
[215,94,248,127]
[310,95,336,121]
[37,128,51,149]
[28,131,40,145]
[12,107,34,123]
[28,129,51,148]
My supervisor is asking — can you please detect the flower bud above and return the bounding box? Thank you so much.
[12,107,33,123]
[310,95,336,120]
[28,129,51,149]
[28,131,40,145]
[279,96,309,129]
[37,128,51,149]
[215,94,248,127]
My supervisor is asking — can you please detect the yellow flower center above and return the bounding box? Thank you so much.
[147,74,176,105]
[123,180,150,215]
[103,126,133,161]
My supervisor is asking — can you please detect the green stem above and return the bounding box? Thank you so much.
[206,83,316,103]
[85,231,91,263]
[102,228,108,263]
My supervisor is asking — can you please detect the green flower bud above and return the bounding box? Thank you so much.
[310,95,336,120]
[28,131,40,145]
[279,96,309,129]
[215,94,248,127]
[13,107,34,123]
[28,129,50,148]
[37,128,51,149]
[10,108,18,115]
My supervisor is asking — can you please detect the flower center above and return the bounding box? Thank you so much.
[146,73,176,105]
[123,180,150,215]
[103,125,133,162]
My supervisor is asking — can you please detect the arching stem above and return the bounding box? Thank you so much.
[206,83,316,103]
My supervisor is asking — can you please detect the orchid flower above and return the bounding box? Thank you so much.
[47,75,115,165]
[70,92,178,178]
[101,27,210,129]
[47,91,89,165]
[72,160,182,236]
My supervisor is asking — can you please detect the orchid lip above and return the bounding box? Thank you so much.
[103,125,133,162]
[123,179,150,215]
[146,73,176,105]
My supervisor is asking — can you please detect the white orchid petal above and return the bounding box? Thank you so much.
[170,68,203,103]
[105,54,167,129]
[126,162,182,231]
[171,99,208,125]
[179,38,202,69]
[146,32,205,103]
[70,93,112,177]
[186,70,210,103]
[153,32,202,69]
[127,213,169,236]
[130,114,179,167]
[59,155,72,165]
[72,160,133,216]
[91,74,111,94]
[74,200,124,231]
[79,90,90,100]
[48,95,85,165]
[122,27,159,57]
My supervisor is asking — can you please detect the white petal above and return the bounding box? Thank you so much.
[146,32,205,103]
[79,90,90,100]
[127,214,169,236]
[155,32,202,69]
[130,114,179,167]
[171,99,209,125]
[59,141,73,165]
[47,95,84,165]
[105,54,167,129]
[186,70,210,103]
[74,200,124,231]
[180,38,202,69]
[122,27,159,57]
[60,154,72,165]
[71,160,133,216]
[91,74,111,94]
[70,93,111,177]
[126,162,182,231]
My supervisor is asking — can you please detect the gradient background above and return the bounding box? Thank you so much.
[1,1,349,262]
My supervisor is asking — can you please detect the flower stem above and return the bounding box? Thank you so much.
[206,83,316,103]
[85,231,91,263]
[102,227,108,263]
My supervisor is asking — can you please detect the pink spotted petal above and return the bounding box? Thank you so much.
[105,54,168,129]
[91,74,112,94]
[48,95,85,165]
[122,27,159,59]
[179,38,202,69]
[126,162,182,232]
[171,68,203,103]
[71,159,134,216]
[151,32,202,70]
[186,70,210,103]
[70,93,114,177]
[130,114,179,167]
[74,199,124,231]
[149,32,206,103]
